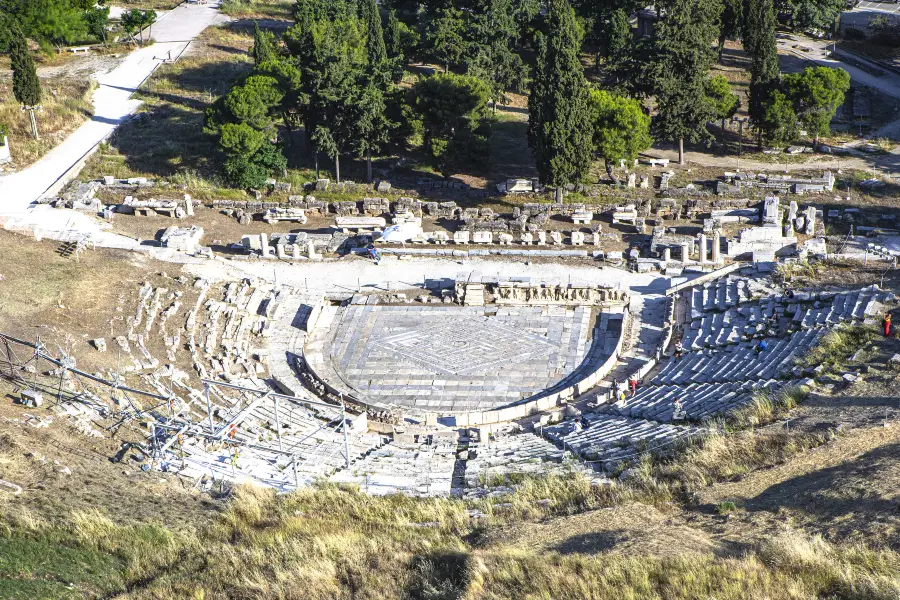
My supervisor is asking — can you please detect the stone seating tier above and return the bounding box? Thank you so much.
[653,329,822,386]
[329,438,457,496]
[604,379,785,423]
[543,413,703,467]
[463,432,583,488]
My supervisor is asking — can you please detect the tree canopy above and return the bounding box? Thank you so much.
[412,72,490,176]
[783,66,850,145]
[643,0,723,164]
[527,0,593,196]
[589,90,652,184]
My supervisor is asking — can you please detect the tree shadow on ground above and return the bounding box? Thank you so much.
[105,104,220,180]
[551,530,629,555]
[740,441,900,545]
[155,60,252,96]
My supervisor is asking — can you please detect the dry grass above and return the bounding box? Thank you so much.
[3,483,897,599]
[799,324,880,373]
[651,431,828,494]
[81,24,254,195]
[0,77,95,170]
[730,385,811,428]
[220,0,295,20]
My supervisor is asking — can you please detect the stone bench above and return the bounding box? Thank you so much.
[572,210,592,225]
[264,208,308,225]
[335,216,386,231]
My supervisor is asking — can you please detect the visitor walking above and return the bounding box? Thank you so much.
[884,313,892,337]
[673,340,684,361]
[629,376,639,397]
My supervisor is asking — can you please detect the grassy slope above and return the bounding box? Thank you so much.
[0,79,94,170]
[0,479,897,599]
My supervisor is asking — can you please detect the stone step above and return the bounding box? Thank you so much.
[605,380,785,423]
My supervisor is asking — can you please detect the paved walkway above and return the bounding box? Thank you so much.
[0,1,227,248]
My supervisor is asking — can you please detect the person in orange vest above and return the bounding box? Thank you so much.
[884,313,893,337]
[227,424,238,440]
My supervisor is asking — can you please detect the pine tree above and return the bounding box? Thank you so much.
[252,21,277,66]
[359,0,387,68]
[527,0,592,200]
[744,0,779,148]
[9,34,41,139]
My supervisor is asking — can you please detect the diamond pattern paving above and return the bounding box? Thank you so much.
[325,305,595,412]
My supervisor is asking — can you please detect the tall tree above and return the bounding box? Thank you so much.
[744,0,779,149]
[783,66,850,147]
[527,0,593,200]
[84,6,110,46]
[644,0,723,164]
[412,72,490,176]
[205,74,287,189]
[469,0,527,112]
[589,90,653,184]
[706,74,740,129]
[427,7,467,72]
[759,89,797,146]
[783,0,844,31]
[385,9,404,59]
[718,0,742,62]
[352,82,392,183]
[251,21,277,66]
[9,34,41,139]
[605,9,632,76]
[285,0,368,181]
[359,0,387,68]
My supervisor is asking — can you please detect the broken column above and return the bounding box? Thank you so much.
[663,247,671,263]
[804,206,816,236]
[699,234,708,264]
[711,232,721,264]
[276,243,287,259]
[681,242,691,263]
[184,194,194,217]
[260,233,271,258]
[292,243,301,260]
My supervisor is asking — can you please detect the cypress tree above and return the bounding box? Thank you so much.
[9,34,41,139]
[359,0,387,68]
[251,21,277,66]
[644,0,722,164]
[527,0,592,200]
[744,0,779,148]
[385,9,403,59]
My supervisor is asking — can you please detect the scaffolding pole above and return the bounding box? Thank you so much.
[341,394,350,469]
[273,395,283,452]
[204,382,215,435]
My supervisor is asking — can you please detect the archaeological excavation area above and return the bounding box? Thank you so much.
[1,254,894,499]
